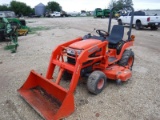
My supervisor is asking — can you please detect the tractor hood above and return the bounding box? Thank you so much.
[69,39,102,49]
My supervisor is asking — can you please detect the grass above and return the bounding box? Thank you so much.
[29,26,50,34]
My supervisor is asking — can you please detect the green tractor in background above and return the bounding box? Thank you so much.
[7,18,30,36]
[102,9,111,18]
[0,17,18,53]
[114,11,121,19]
[94,8,103,18]
[94,8,111,18]
[94,8,120,19]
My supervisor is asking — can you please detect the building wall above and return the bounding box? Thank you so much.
[35,3,45,16]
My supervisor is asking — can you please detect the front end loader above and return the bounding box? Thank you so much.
[18,6,135,120]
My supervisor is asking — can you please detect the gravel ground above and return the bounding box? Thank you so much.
[0,17,160,120]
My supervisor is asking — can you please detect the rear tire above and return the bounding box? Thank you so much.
[151,26,158,30]
[87,71,107,95]
[135,21,142,30]
[118,50,134,70]
[118,19,123,25]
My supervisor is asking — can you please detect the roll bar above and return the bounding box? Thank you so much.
[108,5,134,40]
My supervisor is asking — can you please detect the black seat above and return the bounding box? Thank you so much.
[107,25,124,44]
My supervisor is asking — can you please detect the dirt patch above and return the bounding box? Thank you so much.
[0,100,25,120]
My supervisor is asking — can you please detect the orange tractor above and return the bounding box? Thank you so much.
[18,6,135,120]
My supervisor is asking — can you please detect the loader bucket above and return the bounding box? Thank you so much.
[18,70,75,120]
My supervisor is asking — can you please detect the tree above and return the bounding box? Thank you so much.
[46,1,62,12]
[10,1,33,16]
[108,0,133,10]
[0,4,11,11]
[81,10,86,13]
[117,0,124,9]
[108,0,117,9]
[123,0,133,6]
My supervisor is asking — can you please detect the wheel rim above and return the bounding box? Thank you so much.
[97,78,104,89]
[128,57,133,68]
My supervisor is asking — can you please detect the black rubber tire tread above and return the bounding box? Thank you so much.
[87,70,107,95]
[118,50,134,70]
[135,21,142,30]
[151,26,158,30]
[118,19,123,25]
[62,70,72,80]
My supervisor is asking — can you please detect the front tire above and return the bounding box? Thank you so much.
[87,71,107,95]
[118,50,134,70]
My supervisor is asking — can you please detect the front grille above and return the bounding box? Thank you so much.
[67,53,76,64]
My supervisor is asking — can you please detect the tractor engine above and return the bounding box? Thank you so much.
[66,39,103,76]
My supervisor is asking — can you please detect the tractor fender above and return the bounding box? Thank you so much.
[117,41,134,59]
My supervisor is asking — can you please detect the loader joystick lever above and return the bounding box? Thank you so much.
[96,29,109,38]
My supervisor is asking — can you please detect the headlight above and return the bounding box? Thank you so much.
[76,49,83,55]
[67,48,83,55]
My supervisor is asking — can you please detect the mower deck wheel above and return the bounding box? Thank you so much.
[87,70,107,95]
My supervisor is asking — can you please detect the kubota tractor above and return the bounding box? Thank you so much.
[18,6,135,120]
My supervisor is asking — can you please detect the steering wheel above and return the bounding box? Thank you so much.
[96,29,109,37]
